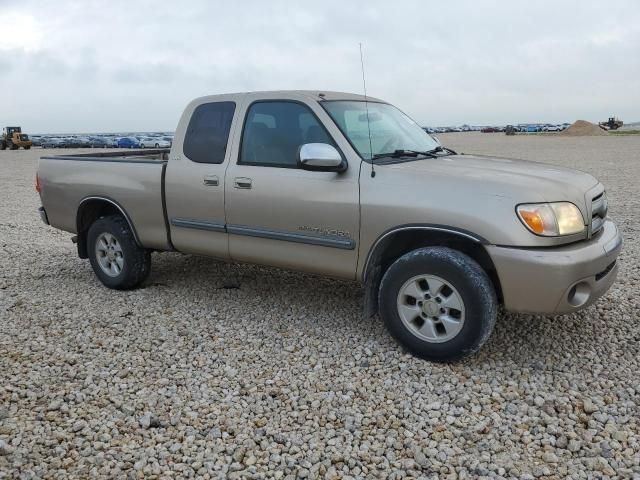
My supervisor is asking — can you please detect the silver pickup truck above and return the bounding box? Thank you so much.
[37,90,622,361]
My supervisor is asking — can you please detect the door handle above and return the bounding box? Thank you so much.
[234,177,252,189]
[203,175,219,186]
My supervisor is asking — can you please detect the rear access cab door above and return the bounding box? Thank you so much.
[224,93,362,279]
[165,95,239,258]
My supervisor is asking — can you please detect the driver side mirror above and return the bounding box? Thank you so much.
[298,143,347,172]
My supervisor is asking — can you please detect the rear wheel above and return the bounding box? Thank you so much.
[379,247,497,362]
[87,215,151,290]
[10,143,18,150]
[24,146,31,150]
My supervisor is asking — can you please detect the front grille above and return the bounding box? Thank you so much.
[591,191,608,235]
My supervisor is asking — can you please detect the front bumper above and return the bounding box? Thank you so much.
[487,220,622,314]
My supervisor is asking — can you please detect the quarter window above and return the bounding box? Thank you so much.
[183,101,235,164]
[240,101,335,168]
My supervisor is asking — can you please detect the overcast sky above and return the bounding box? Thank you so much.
[0,0,638,133]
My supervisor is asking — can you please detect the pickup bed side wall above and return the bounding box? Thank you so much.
[38,158,170,251]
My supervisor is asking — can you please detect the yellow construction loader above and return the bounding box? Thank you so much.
[1,126,32,150]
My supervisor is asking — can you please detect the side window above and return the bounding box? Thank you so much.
[240,101,335,168]
[183,101,235,164]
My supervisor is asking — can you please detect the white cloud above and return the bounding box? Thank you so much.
[0,13,42,52]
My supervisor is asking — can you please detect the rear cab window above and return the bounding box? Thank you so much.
[183,101,236,164]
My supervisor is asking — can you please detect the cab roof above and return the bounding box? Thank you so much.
[192,90,386,105]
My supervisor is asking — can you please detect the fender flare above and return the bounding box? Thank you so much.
[361,224,489,318]
[76,196,142,257]
[362,224,488,282]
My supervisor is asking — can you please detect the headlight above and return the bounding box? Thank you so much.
[516,202,585,236]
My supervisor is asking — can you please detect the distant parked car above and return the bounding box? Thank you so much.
[481,127,498,133]
[88,136,112,148]
[117,137,141,148]
[543,125,562,132]
[58,138,84,148]
[75,137,93,148]
[161,136,174,146]
[139,137,171,148]
[41,138,64,148]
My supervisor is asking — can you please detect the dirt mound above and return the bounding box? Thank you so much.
[560,120,608,136]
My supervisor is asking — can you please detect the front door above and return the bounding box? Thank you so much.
[165,98,238,258]
[225,98,360,279]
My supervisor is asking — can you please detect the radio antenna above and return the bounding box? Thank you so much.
[359,43,376,178]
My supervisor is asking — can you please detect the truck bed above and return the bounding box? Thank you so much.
[38,149,172,251]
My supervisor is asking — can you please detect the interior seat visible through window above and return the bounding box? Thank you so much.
[240,101,337,168]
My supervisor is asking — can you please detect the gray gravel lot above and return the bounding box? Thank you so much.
[1,133,639,478]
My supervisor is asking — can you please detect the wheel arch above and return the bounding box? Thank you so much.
[76,196,141,258]
[362,225,503,317]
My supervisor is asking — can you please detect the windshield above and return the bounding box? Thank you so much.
[321,101,439,161]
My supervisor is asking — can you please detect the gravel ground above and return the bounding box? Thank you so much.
[1,134,639,479]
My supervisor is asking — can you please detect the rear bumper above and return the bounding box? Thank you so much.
[38,206,49,225]
[487,220,622,314]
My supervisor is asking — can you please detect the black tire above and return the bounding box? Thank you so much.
[87,215,151,290]
[24,146,31,150]
[379,247,497,362]
[0,141,6,150]
[10,144,18,150]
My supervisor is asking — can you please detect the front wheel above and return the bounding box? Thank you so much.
[87,215,151,290]
[379,247,497,362]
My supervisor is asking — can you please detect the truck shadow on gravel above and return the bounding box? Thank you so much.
[138,252,619,367]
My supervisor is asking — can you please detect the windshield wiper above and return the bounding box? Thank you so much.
[424,146,458,155]
[372,147,457,161]
[372,149,438,160]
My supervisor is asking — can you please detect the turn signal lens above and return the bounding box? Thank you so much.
[517,202,584,237]
[519,210,545,234]
[35,173,41,193]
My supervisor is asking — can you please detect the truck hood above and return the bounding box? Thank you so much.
[384,154,598,208]
[372,153,602,247]
[387,154,597,192]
